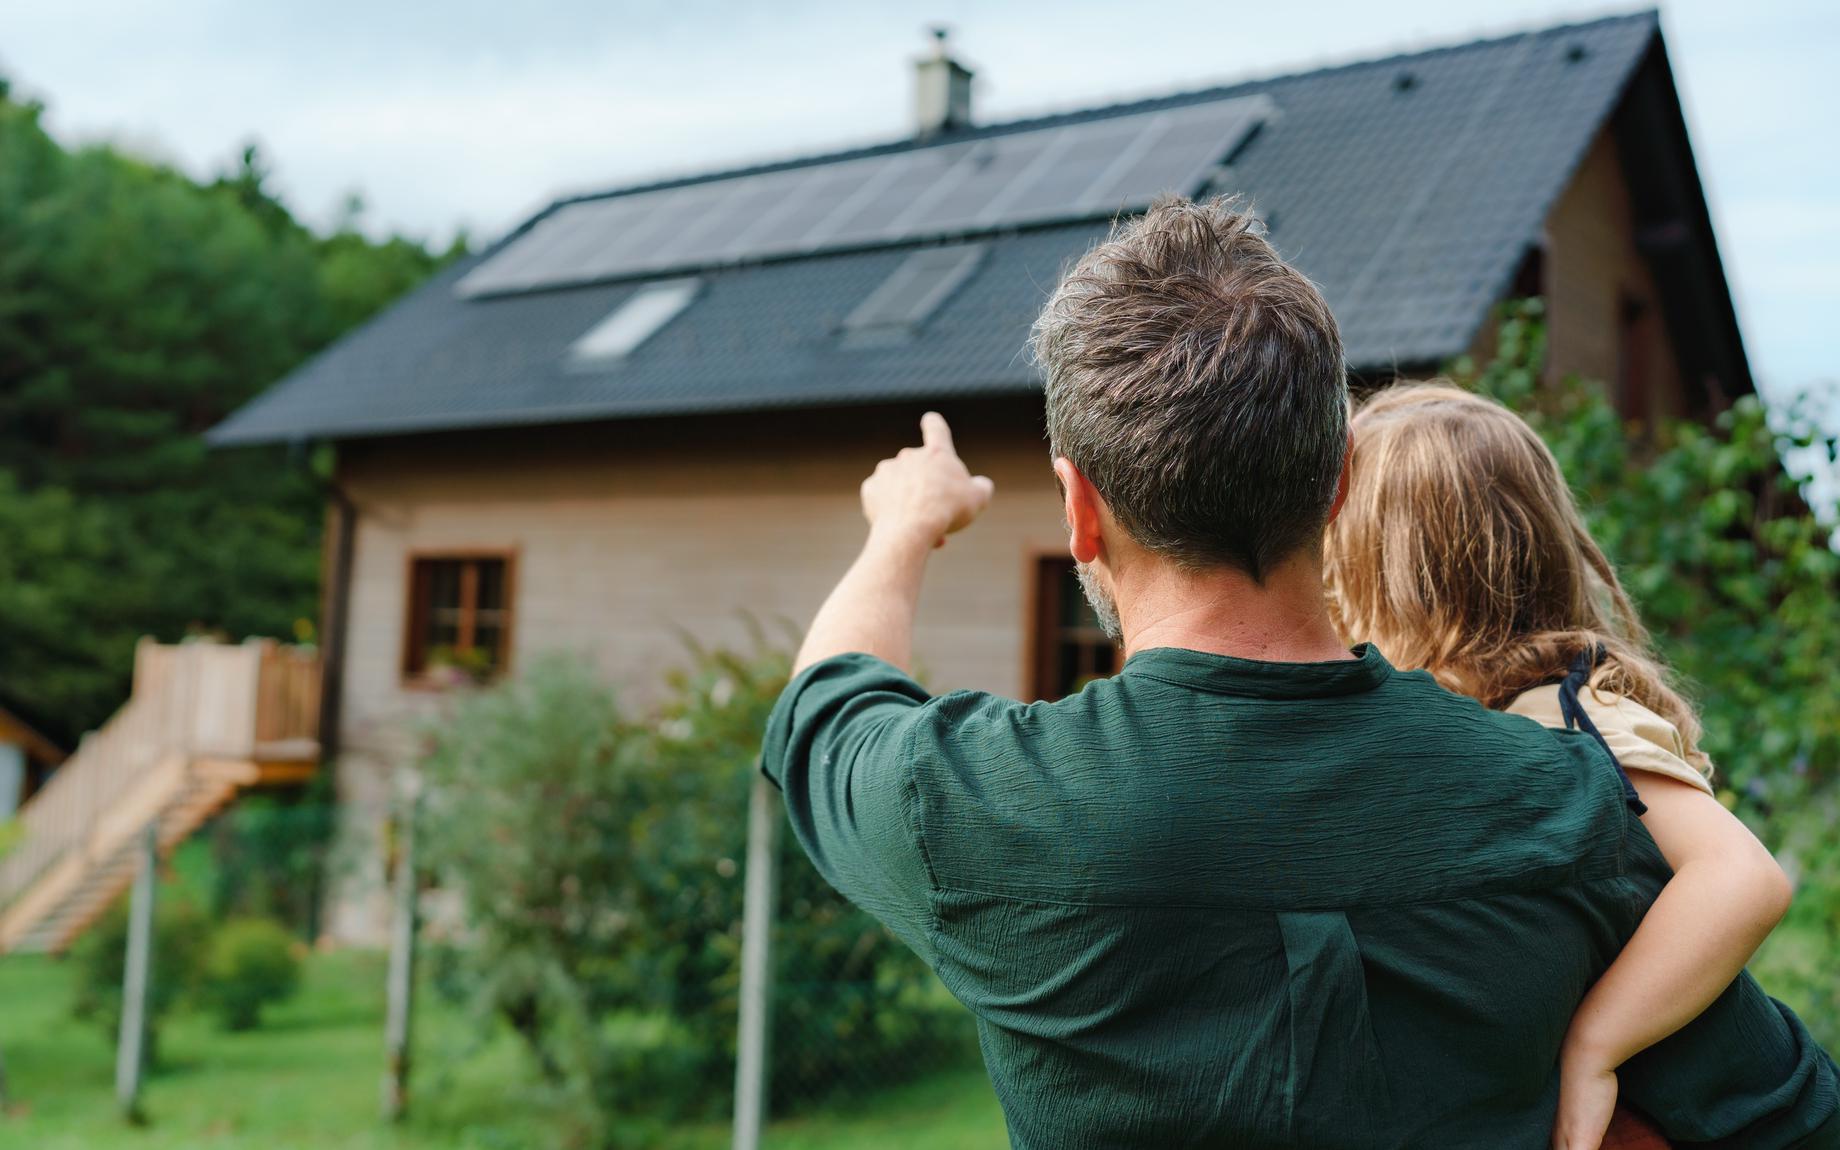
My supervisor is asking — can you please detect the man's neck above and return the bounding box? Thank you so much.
[1116,548,1353,665]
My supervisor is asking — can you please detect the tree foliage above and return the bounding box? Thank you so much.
[0,82,461,744]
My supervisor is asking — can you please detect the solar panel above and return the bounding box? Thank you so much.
[679,173,798,258]
[753,163,890,255]
[990,116,1145,222]
[456,93,1272,299]
[1080,102,1258,211]
[901,134,1056,234]
[815,146,967,248]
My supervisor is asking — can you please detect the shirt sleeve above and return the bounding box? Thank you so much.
[1621,968,1840,1147]
[760,652,938,963]
[1600,826,1840,1146]
[1508,685,1715,797]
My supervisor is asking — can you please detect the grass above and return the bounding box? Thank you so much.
[0,949,1008,1150]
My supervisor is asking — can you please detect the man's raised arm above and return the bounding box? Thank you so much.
[759,413,995,960]
[793,412,994,674]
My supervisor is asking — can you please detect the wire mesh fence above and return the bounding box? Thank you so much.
[0,775,997,1148]
[772,970,981,1101]
[0,642,1005,1145]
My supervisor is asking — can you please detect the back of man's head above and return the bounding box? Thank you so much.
[1031,197,1348,581]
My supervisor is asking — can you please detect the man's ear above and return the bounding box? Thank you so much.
[1326,433,1353,524]
[1052,457,1104,565]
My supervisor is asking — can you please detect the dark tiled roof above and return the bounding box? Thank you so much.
[213,11,1661,445]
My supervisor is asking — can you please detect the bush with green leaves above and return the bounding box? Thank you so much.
[418,645,968,1143]
[205,776,337,940]
[69,895,209,1068]
[417,656,653,1139]
[1450,300,1840,1045]
[199,916,302,1031]
[629,642,970,1114]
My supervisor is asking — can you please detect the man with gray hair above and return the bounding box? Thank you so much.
[761,198,1838,1148]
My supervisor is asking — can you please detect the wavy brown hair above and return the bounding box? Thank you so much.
[1323,382,1709,774]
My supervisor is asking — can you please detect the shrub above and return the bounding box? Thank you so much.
[200,917,301,1030]
[418,643,970,1143]
[205,774,336,939]
[628,642,970,1114]
[417,656,647,1141]
[69,894,209,1068]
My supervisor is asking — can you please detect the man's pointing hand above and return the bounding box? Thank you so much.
[860,412,996,549]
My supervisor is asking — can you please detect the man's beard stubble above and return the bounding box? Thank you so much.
[1074,561,1123,642]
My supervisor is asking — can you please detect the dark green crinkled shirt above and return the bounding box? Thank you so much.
[761,646,1839,1149]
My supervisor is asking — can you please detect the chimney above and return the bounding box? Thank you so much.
[913,26,973,138]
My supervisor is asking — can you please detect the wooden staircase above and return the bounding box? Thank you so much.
[0,639,320,955]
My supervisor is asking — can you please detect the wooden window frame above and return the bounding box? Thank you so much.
[1616,289,1654,425]
[401,549,518,686]
[1025,551,1120,701]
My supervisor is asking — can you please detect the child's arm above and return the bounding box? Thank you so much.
[1554,773,1793,1150]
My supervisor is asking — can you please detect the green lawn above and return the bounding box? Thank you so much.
[0,949,1007,1150]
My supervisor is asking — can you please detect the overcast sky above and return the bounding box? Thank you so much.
[1,0,1834,404]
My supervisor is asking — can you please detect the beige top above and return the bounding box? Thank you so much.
[1508,684,1715,797]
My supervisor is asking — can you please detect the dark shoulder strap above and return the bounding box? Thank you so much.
[1557,646,1647,816]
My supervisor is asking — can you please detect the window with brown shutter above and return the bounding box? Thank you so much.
[403,553,515,683]
[1029,555,1120,701]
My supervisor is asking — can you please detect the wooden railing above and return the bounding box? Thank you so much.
[0,639,320,919]
[254,644,322,749]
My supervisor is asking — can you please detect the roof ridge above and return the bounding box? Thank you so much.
[537,8,1658,216]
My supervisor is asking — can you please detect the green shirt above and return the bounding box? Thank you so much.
[762,647,1839,1149]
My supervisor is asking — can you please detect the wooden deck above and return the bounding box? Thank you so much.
[0,639,320,954]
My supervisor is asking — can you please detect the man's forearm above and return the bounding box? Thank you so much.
[794,411,993,675]
[794,524,936,675]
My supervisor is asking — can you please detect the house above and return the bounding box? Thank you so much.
[211,11,1750,942]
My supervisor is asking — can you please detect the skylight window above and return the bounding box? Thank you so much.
[569,278,700,363]
[843,244,985,341]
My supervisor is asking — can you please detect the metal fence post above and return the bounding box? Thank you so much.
[381,777,420,1122]
[732,774,782,1150]
[116,820,158,1123]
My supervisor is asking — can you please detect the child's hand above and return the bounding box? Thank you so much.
[1553,1052,1618,1150]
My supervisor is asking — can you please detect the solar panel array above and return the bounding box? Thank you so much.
[456,94,1273,299]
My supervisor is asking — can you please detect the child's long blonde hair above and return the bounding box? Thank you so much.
[1323,382,1709,773]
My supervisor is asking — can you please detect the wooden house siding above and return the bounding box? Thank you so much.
[1544,128,1687,422]
[323,401,1063,940]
